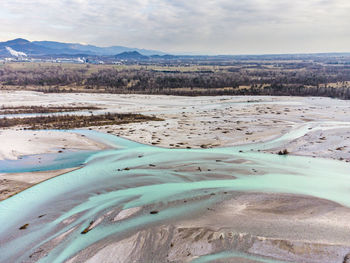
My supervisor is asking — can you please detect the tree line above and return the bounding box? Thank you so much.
[1,62,350,99]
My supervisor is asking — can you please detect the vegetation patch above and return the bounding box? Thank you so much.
[0,105,100,114]
[0,112,163,129]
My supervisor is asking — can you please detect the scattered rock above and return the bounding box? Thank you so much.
[19,224,29,230]
[150,210,159,215]
[278,149,289,155]
[81,221,94,234]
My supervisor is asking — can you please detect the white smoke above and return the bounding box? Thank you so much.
[5,47,27,57]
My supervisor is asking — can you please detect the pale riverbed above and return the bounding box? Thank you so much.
[1,92,350,262]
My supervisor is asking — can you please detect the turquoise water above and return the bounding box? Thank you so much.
[0,126,349,262]
[0,150,99,173]
[191,250,289,263]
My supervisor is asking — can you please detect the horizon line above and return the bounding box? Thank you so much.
[1,37,350,57]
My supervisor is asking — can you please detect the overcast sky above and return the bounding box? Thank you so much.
[1,0,349,54]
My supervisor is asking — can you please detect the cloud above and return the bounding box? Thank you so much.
[0,0,349,54]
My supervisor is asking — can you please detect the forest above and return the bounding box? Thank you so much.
[1,58,350,99]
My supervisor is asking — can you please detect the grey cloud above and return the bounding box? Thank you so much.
[0,0,349,54]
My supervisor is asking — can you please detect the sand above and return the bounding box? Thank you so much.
[1,91,350,202]
[0,129,107,160]
[1,91,350,262]
[1,91,349,161]
[64,192,350,263]
[0,168,77,201]
[0,129,108,200]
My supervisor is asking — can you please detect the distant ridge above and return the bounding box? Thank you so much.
[1,38,350,61]
[115,51,148,60]
[0,38,166,57]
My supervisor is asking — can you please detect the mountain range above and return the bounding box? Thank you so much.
[0,38,166,57]
[2,38,350,61]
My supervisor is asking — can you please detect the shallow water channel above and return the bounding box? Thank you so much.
[0,125,349,262]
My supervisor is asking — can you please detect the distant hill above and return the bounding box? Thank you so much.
[0,38,54,56]
[115,51,149,60]
[0,38,166,57]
